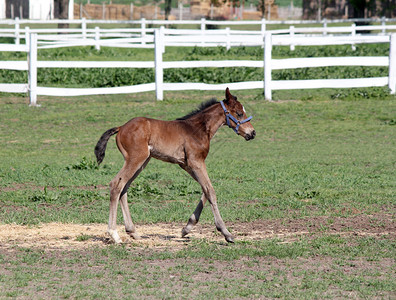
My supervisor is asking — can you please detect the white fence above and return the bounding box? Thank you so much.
[0,28,395,105]
[1,17,396,46]
[266,34,395,100]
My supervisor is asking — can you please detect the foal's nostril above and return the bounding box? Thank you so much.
[245,130,256,141]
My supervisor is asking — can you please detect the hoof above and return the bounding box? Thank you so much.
[225,236,234,243]
[128,232,141,240]
[107,230,122,244]
[110,236,123,244]
[181,227,189,238]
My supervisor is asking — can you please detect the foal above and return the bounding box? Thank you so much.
[95,88,255,243]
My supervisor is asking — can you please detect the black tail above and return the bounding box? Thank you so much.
[94,127,119,165]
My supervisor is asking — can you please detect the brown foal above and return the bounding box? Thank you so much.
[94,88,256,243]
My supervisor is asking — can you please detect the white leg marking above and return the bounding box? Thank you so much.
[108,228,122,244]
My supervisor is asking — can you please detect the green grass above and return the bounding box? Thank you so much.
[0,235,394,298]
[0,90,395,225]
[0,88,395,298]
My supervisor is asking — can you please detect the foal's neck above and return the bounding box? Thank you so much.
[193,103,225,140]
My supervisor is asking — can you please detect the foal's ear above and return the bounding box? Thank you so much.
[225,87,232,101]
[225,87,237,102]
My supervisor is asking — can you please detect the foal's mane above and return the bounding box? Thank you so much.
[176,98,219,120]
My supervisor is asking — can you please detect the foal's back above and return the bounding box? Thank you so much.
[116,117,190,165]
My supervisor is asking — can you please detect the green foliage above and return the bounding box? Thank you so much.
[66,157,99,170]
[273,43,389,58]
[29,187,59,203]
[76,234,93,242]
[330,87,392,100]
[0,44,390,88]
[37,68,155,88]
[129,182,163,197]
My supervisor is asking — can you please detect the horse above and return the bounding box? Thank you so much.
[94,88,256,244]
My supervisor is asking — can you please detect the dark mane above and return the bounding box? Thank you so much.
[176,98,219,120]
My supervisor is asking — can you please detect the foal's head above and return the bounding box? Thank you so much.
[222,88,256,141]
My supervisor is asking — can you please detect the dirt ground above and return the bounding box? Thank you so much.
[0,212,394,250]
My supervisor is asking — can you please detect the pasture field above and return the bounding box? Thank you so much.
[0,89,395,299]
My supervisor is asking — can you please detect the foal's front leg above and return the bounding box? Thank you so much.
[181,193,207,237]
[186,163,234,243]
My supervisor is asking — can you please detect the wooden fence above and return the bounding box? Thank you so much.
[0,28,395,105]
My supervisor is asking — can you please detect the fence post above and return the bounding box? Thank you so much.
[15,17,20,45]
[28,33,38,106]
[381,16,386,35]
[226,27,230,50]
[130,3,134,20]
[141,18,146,45]
[95,26,100,50]
[264,33,272,101]
[25,26,30,49]
[290,25,295,51]
[155,27,164,101]
[179,2,183,20]
[261,18,266,37]
[323,18,327,36]
[389,34,396,94]
[261,18,266,48]
[351,23,356,51]
[201,18,206,47]
[82,18,87,39]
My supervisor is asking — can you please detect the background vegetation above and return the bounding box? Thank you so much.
[0,43,390,88]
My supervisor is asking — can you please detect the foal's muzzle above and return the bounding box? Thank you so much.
[245,130,256,141]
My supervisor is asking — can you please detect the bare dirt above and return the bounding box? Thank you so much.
[0,212,394,250]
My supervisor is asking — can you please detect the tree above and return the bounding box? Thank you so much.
[54,0,69,29]
[164,0,172,20]
[349,0,373,18]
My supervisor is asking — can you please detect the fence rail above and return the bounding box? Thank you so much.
[2,25,395,52]
[1,17,396,47]
[1,16,396,27]
[0,28,395,105]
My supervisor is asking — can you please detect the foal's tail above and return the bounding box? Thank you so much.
[94,127,120,165]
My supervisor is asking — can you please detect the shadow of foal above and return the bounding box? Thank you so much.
[94,88,256,244]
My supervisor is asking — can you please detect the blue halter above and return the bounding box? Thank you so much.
[220,100,253,134]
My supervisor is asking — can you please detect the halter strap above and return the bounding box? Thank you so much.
[220,100,253,134]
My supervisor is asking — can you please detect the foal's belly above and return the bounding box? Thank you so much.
[146,119,189,165]
[149,144,185,165]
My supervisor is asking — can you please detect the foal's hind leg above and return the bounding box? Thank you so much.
[119,157,151,240]
[108,155,149,243]
[119,193,140,240]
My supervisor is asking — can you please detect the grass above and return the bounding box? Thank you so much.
[1,90,395,224]
[0,89,395,298]
[0,235,394,298]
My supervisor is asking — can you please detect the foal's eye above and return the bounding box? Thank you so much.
[237,112,243,118]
